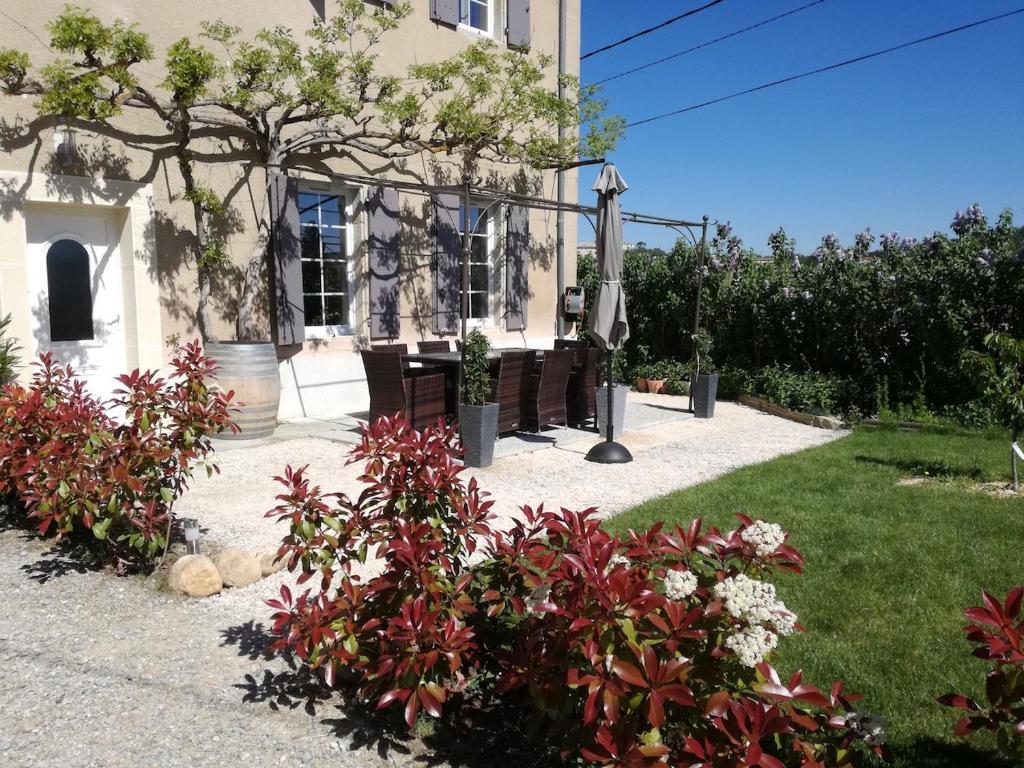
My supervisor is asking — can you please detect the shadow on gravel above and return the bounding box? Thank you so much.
[221,619,556,766]
[220,619,276,661]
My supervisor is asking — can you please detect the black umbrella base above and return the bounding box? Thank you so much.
[585,440,633,464]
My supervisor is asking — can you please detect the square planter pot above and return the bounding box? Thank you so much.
[692,372,719,419]
[595,384,628,441]
[459,402,499,467]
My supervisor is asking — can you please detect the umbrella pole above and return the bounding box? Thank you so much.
[585,348,633,464]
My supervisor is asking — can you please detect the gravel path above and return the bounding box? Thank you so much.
[0,399,845,766]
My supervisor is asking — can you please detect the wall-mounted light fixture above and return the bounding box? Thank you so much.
[53,119,77,168]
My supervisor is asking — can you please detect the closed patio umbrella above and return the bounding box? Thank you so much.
[585,163,632,464]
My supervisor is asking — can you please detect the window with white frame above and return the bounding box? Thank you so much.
[299,190,350,330]
[459,0,493,36]
[459,202,495,322]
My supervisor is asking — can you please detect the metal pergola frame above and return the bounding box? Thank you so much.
[281,166,711,411]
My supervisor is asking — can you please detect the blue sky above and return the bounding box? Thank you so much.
[576,0,1024,253]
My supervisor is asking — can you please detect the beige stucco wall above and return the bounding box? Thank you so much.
[0,0,580,418]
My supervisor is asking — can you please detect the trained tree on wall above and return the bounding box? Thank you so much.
[0,1,622,342]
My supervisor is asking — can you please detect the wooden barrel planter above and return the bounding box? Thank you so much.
[205,341,281,440]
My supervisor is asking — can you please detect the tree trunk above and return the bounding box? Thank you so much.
[1013,429,1020,491]
[235,200,271,342]
[235,159,275,342]
[176,141,215,343]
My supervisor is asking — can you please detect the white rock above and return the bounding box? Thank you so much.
[212,548,261,587]
[166,555,222,598]
[257,550,286,577]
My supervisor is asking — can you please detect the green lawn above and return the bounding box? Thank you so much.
[606,426,1022,768]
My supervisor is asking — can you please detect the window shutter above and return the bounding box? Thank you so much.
[366,185,401,340]
[433,193,461,334]
[430,0,459,26]
[506,0,531,47]
[270,171,305,345]
[505,205,529,331]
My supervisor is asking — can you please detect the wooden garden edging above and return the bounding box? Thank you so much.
[737,394,844,431]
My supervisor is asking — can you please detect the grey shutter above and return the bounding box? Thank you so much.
[367,185,401,339]
[270,172,305,345]
[506,0,531,47]
[505,205,529,331]
[433,193,461,334]
[430,0,459,26]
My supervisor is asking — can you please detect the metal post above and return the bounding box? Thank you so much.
[458,179,471,405]
[605,352,614,441]
[687,216,709,413]
[555,0,567,340]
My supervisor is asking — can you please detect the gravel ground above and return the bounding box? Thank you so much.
[0,397,845,766]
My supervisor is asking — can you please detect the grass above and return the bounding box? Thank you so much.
[605,426,1022,768]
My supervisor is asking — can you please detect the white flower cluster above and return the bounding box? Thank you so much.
[713,574,798,666]
[724,625,779,667]
[662,569,698,601]
[739,520,786,557]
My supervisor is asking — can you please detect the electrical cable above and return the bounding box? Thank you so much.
[581,0,726,61]
[627,6,1024,128]
[590,0,828,86]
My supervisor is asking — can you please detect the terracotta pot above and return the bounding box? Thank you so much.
[634,377,648,392]
[647,378,667,394]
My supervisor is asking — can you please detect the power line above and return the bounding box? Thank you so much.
[591,0,828,87]
[581,0,726,61]
[628,6,1024,128]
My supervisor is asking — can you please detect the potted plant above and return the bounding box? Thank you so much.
[646,361,670,395]
[459,329,499,468]
[634,363,650,392]
[691,331,718,418]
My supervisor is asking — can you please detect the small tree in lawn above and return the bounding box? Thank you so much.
[1,1,621,342]
[963,332,1024,489]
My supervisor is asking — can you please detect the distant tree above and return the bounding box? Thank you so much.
[963,332,1024,489]
[1,1,622,341]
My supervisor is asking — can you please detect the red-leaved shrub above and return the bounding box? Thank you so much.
[939,587,1024,761]
[0,341,236,567]
[267,415,885,766]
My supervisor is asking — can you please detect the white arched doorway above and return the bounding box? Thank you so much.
[26,205,126,397]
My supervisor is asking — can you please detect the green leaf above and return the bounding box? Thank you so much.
[92,517,111,540]
[159,486,174,504]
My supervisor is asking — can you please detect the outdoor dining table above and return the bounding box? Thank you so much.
[403,348,545,417]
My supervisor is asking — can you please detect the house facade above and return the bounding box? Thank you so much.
[0,0,580,419]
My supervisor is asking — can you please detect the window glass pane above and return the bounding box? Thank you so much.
[470,0,487,30]
[301,261,321,294]
[320,233,343,260]
[323,261,347,293]
[318,195,342,228]
[46,239,93,342]
[298,193,319,226]
[470,263,488,292]
[301,228,320,259]
[303,295,324,326]
[470,237,487,263]
[469,292,487,319]
[324,294,347,325]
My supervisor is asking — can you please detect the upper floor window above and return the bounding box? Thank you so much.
[46,238,93,342]
[460,0,493,36]
[459,202,495,322]
[299,190,350,331]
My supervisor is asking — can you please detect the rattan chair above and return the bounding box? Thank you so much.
[554,338,590,368]
[417,340,451,353]
[371,343,408,353]
[360,350,446,429]
[489,350,536,434]
[523,349,573,432]
[566,346,600,428]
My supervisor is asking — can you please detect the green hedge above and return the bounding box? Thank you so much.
[577,205,1024,417]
